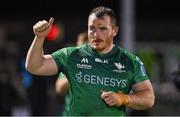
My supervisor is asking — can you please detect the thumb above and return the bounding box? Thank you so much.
[49,17,54,25]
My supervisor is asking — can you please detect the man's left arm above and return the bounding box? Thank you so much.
[101,79,155,110]
[126,79,155,110]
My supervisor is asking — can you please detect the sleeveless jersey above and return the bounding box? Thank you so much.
[51,44,149,116]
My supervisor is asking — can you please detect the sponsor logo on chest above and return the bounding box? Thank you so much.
[75,71,127,88]
[95,58,109,64]
[77,57,109,69]
[77,58,92,69]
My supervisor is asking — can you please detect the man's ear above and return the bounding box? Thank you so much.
[113,26,119,36]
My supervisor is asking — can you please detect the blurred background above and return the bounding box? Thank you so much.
[0,0,180,116]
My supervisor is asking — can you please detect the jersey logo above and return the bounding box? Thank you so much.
[95,58,109,64]
[75,71,127,88]
[136,56,147,76]
[114,63,125,70]
[77,58,92,69]
[113,62,126,73]
[81,58,88,63]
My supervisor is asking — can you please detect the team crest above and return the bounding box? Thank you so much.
[114,62,125,70]
[113,62,126,73]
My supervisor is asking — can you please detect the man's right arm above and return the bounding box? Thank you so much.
[25,17,58,76]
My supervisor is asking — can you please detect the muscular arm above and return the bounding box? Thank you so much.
[126,80,155,110]
[25,18,58,75]
[101,80,155,110]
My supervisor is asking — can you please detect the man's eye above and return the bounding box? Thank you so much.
[99,27,106,31]
[89,27,95,31]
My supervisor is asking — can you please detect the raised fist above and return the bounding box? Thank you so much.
[33,17,54,38]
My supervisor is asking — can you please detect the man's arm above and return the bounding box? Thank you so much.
[55,77,69,96]
[25,18,58,75]
[126,80,155,110]
[101,79,155,110]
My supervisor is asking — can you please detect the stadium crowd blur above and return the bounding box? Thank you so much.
[0,0,180,116]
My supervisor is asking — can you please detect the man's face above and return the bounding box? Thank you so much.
[88,14,118,53]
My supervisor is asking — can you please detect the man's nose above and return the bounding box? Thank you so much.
[94,31,100,38]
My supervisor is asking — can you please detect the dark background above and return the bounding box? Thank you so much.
[1,0,180,19]
[1,0,180,42]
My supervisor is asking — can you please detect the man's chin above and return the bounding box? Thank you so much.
[92,45,103,50]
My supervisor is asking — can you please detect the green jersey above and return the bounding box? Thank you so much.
[51,44,149,116]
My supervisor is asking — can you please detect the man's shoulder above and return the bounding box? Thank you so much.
[59,44,87,54]
[58,45,79,52]
[118,47,144,65]
[116,46,137,61]
[52,44,88,57]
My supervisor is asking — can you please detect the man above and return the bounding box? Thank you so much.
[55,31,88,116]
[26,6,155,116]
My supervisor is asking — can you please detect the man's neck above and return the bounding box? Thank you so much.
[96,44,114,54]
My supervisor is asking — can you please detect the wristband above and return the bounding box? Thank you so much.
[114,92,129,106]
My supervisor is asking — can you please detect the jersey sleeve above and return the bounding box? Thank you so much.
[51,48,69,73]
[132,56,149,84]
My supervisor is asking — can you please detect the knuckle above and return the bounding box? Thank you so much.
[33,25,37,30]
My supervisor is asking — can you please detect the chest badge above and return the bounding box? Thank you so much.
[113,62,126,73]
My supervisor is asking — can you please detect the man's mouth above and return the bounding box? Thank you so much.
[93,39,103,43]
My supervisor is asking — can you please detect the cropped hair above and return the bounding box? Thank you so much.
[89,6,117,27]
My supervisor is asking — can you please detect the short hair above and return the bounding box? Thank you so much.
[89,6,117,27]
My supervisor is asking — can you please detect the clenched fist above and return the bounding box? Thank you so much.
[101,91,129,107]
[33,17,54,38]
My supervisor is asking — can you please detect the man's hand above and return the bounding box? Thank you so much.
[33,17,54,39]
[101,91,129,107]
